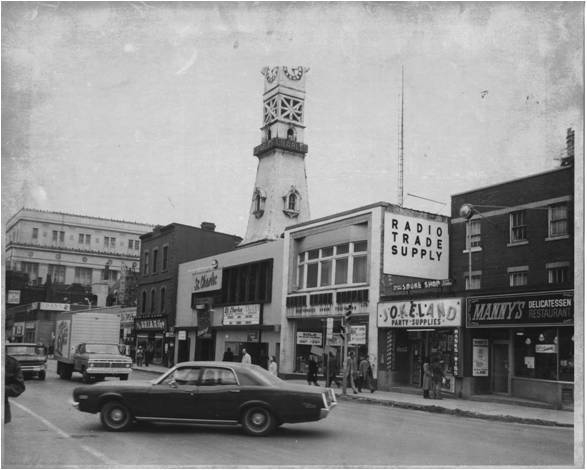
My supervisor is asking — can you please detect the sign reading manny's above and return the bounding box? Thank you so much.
[192,268,222,293]
[383,212,449,280]
[467,291,573,328]
[378,298,462,328]
[223,304,261,326]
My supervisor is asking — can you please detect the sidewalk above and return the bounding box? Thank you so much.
[131,364,574,428]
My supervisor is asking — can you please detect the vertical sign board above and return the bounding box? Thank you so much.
[472,339,489,376]
[383,212,449,280]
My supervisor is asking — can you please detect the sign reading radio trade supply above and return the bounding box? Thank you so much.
[377,298,462,328]
[192,268,222,294]
[296,332,323,346]
[467,291,573,328]
[223,304,261,326]
[383,212,449,280]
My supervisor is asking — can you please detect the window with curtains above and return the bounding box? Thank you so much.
[465,220,481,248]
[548,203,569,237]
[297,240,368,290]
[509,211,527,243]
[47,264,66,284]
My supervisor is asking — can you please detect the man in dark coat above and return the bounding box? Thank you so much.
[222,347,234,362]
[5,355,25,423]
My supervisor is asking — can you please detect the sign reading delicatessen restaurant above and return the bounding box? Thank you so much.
[378,298,462,328]
[467,290,573,328]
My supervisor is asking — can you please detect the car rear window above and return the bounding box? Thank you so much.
[235,369,264,386]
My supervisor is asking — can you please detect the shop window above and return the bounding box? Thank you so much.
[548,203,569,237]
[508,266,528,287]
[509,211,527,243]
[514,328,573,381]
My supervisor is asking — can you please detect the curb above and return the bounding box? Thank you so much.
[335,394,573,428]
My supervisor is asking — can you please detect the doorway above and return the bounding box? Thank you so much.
[492,342,510,394]
[177,337,190,363]
[195,337,214,361]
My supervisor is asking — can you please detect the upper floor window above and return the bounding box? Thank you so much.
[128,240,134,249]
[297,240,368,290]
[508,266,528,287]
[47,264,66,284]
[135,240,140,250]
[21,262,39,283]
[162,246,169,271]
[548,203,569,237]
[150,290,156,313]
[141,291,147,314]
[160,287,166,312]
[143,251,150,275]
[283,187,301,218]
[32,228,39,240]
[252,188,266,218]
[465,220,481,249]
[218,259,273,305]
[152,249,159,273]
[509,211,527,243]
[74,267,92,286]
[464,271,482,290]
[53,230,65,242]
[547,262,570,285]
[79,233,91,245]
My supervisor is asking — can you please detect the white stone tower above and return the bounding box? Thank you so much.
[242,66,311,245]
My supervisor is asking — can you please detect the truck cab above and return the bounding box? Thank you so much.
[73,343,132,383]
[6,343,48,380]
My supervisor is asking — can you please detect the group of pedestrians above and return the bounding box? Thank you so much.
[134,343,155,367]
[422,356,446,399]
[307,351,375,394]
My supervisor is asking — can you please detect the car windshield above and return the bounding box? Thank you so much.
[85,344,121,354]
[6,345,46,356]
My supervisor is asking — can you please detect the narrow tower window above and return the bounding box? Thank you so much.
[287,128,295,140]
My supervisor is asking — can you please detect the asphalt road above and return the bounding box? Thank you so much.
[2,367,574,468]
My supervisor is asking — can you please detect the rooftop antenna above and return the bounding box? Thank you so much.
[397,66,405,207]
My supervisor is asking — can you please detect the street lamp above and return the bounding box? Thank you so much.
[459,204,475,290]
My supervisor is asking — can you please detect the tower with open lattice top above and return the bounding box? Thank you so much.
[242,66,311,245]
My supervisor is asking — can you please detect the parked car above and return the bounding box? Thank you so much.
[6,343,48,380]
[72,361,337,436]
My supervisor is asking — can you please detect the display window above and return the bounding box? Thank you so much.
[514,327,573,381]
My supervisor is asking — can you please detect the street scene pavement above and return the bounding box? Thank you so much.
[2,362,575,468]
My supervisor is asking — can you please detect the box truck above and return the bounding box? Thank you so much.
[54,311,132,382]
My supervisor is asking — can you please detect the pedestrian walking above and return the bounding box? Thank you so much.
[344,351,358,394]
[5,355,25,424]
[136,346,144,367]
[326,351,340,387]
[223,347,234,362]
[358,354,375,393]
[307,355,319,385]
[422,357,432,398]
[268,356,278,376]
[241,348,252,364]
[431,356,445,399]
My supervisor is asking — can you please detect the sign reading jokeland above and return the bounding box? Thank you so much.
[378,298,462,328]
[223,304,261,326]
[467,291,573,328]
[383,212,449,280]
[192,268,222,293]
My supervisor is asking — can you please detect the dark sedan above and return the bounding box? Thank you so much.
[72,361,336,436]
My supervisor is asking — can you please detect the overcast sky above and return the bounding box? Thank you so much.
[2,2,583,237]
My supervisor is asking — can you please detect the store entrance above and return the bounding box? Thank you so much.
[177,337,190,363]
[492,342,509,394]
[195,336,215,361]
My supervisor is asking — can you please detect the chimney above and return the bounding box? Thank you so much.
[200,222,216,231]
[562,128,574,167]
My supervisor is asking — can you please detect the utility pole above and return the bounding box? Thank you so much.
[341,305,353,395]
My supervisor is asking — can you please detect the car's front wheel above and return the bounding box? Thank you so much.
[241,406,276,436]
[100,401,132,431]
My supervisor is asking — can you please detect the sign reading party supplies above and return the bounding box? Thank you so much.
[223,304,261,326]
[383,212,449,280]
[377,298,462,328]
[296,332,323,346]
[192,268,222,293]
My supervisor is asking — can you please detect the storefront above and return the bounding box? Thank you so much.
[286,299,370,376]
[135,316,166,365]
[464,290,573,409]
[377,297,463,394]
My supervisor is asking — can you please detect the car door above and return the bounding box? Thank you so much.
[143,366,203,420]
[194,366,242,422]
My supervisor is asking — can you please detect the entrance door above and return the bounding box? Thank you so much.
[177,338,190,363]
[196,338,214,361]
[492,342,509,394]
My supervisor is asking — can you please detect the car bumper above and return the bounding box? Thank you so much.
[21,365,46,373]
[86,367,131,375]
[72,401,79,410]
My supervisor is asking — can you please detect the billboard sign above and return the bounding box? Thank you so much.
[383,212,449,280]
[223,304,261,326]
[378,298,462,328]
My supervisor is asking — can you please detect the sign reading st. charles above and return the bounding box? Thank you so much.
[383,212,449,280]
[192,268,222,293]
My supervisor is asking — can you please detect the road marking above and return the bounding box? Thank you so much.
[13,402,119,466]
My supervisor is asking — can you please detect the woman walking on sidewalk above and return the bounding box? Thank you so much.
[422,357,432,399]
[431,356,445,399]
